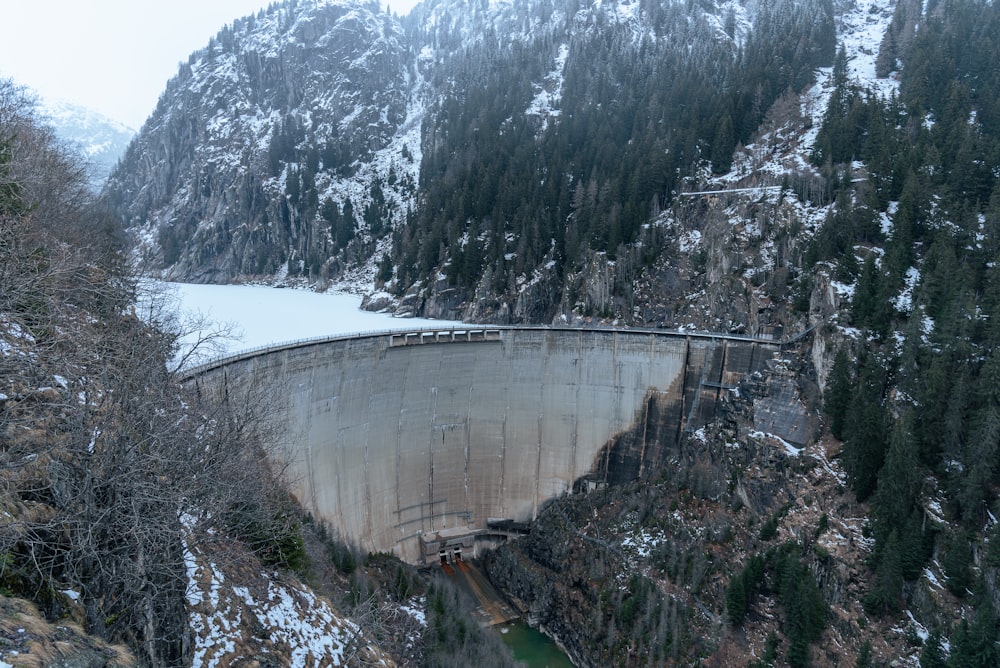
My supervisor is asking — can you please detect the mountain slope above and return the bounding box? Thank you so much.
[41,100,135,187]
[105,0,834,311]
[106,0,413,283]
[101,0,1000,664]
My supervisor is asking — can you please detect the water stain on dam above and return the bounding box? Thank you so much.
[186,327,776,564]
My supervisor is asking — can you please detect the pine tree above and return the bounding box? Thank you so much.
[871,413,921,532]
[851,254,881,330]
[947,597,999,668]
[862,531,903,615]
[855,640,873,668]
[842,357,889,501]
[711,113,735,174]
[942,531,973,596]
[824,348,854,439]
[919,631,947,668]
[958,353,1000,525]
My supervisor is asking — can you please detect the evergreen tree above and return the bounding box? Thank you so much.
[773,546,828,668]
[958,407,1000,526]
[855,640,873,668]
[941,531,973,597]
[842,356,889,501]
[871,414,922,533]
[824,347,854,439]
[862,531,903,615]
[947,597,999,668]
[851,254,890,336]
[919,631,947,668]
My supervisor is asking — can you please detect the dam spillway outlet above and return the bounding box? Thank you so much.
[186,327,777,564]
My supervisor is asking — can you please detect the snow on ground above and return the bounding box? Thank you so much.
[525,43,569,133]
[621,527,667,559]
[923,564,945,591]
[749,430,801,457]
[802,0,899,144]
[399,597,427,627]
[839,0,900,99]
[892,266,921,313]
[184,539,385,668]
[184,545,238,667]
[156,282,459,367]
[721,0,898,189]
[232,581,362,667]
[0,316,36,359]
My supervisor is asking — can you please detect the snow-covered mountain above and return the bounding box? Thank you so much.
[41,100,135,188]
[106,0,411,283]
[105,0,835,316]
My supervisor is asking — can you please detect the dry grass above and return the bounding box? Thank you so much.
[0,596,134,667]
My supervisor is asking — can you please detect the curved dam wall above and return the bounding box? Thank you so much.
[187,327,776,563]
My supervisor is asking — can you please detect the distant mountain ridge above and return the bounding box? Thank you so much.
[41,99,134,188]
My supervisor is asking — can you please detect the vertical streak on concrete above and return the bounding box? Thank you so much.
[305,346,318,531]
[395,340,410,544]
[637,334,653,479]
[464,351,472,521]
[639,334,656,480]
[362,344,374,550]
[332,347,347,538]
[498,333,510,518]
[466,420,472,517]
[716,340,729,405]
[752,342,765,375]
[570,328,582,483]
[532,333,545,521]
[428,382,439,532]
[678,336,692,438]
[611,331,616,468]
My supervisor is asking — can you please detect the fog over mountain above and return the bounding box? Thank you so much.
[41,99,135,188]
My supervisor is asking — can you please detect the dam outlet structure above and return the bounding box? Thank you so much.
[185,327,779,564]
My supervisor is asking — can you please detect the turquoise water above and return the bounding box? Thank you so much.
[499,621,575,668]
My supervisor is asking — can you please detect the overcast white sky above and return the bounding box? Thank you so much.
[0,0,421,129]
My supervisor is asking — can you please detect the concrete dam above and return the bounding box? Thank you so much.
[186,327,779,564]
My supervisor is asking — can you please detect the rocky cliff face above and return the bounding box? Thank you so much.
[480,344,890,666]
[105,0,413,283]
[105,0,834,334]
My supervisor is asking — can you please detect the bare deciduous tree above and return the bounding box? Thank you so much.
[1,78,299,668]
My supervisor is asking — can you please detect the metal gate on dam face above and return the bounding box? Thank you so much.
[185,327,779,564]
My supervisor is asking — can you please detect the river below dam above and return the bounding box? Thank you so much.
[499,621,575,668]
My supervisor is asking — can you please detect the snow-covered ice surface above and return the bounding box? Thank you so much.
[158,282,460,367]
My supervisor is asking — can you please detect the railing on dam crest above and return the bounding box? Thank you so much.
[179,323,804,381]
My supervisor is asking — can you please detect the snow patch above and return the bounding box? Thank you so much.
[399,597,427,627]
[892,266,920,314]
[526,44,569,132]
[749,430,801,457]
[621,527,666,559]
